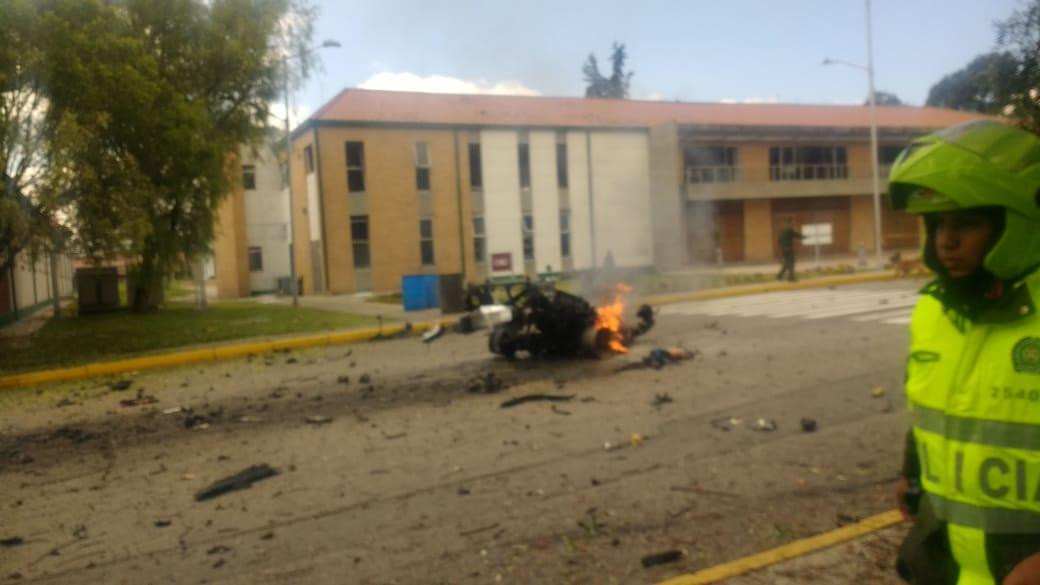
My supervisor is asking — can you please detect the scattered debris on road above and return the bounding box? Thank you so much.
[154,519,172,528]
[752,418,778,432]
[0,537,24,548]
[305,415,332,425]
[871,386,886,398]
[550,404,571,416]
[50,427,98,443]
[800,418,818,432]
[119,389,158,408]
[652,393,674,407]
[108,379,133,391]
[163,407,183,415]
[422,325,445,343]
[500,394,576,408]
[640,549,683,568]
[710,417,743,431]
[467,372,507,394]
[616,347,697,372]
[194,464,279,502]
[337,375,350,385]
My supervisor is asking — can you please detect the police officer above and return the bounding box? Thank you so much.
[777,218,803,282]
[889,120,1040,585]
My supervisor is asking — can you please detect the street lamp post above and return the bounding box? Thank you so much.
[283,40,340,307]
[823,0,884,269]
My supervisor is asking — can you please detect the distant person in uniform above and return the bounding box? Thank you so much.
[776,218,803,282]
[889,121,1040,585]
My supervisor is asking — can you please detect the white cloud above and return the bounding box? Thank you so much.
[268,102,312,128]
[719,96,780,104]
[358,71,541,96]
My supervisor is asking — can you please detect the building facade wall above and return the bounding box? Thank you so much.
[529,130,562,274]
[743,199,774,262]
[285,124,654,293]
[588,131,653,268]
[565,131,594,271]
[302,126,468,293]
[849,194,877,257]
[481,129,525,278]
[648,124,686,270]
[242,145,291,294]
[214,177,251,299]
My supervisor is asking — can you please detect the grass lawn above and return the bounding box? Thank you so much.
[0,302,379,375]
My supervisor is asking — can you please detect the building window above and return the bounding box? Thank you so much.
[518,143,531,189]
[559,210,571,258]
[304,145,314,174]
[473,216,486,263]
[415,142,431,191]
[468,143,483,189]
[420,218,435,266]
[248,246,263,272]
[351,215,370,268]
[556,142,569,189]
[242,165,256,190]
[684,146,738,183]
[522,214,534,260]
[769,146,848,181]
[878,144,905,177]
[346,141,365,192]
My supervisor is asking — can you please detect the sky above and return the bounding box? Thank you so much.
[287,0,1024,121]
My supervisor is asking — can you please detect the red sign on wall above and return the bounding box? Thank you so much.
[491,253,513,272]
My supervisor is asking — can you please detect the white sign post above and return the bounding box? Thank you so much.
[801,223,833,268]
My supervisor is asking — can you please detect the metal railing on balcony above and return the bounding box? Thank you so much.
[685,164,891,186]
[769,164,849,181]
[685,166,739,184]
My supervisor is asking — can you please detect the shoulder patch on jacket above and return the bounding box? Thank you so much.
[1012,337,1040,374]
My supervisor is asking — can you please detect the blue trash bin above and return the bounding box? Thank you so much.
[402,275,441,311]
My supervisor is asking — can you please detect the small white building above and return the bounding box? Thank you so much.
[1,250,74,327]
[235,143,292,295]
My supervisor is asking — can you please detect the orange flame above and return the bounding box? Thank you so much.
[595,283,632,354]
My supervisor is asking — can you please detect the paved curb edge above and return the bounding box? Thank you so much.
[655,509,906,585]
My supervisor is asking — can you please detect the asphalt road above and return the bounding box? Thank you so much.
[0,280,924,584]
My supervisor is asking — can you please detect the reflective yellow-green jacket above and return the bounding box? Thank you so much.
[906,269,1040,584]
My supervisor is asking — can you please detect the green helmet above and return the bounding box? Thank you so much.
[889,120,1040,281]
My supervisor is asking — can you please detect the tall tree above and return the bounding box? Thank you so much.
[583,42,633,99]
[996,0,1040,133]
[38,0,316,311]
[925,52,1019,114]
[865,90,903,106]
[0,0,66,277]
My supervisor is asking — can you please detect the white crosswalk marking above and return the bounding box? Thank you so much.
[661,287,918,327]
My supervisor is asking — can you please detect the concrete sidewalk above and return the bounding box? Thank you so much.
[253,292,444,322]
[665,250,917,277]
[0,301,73,339]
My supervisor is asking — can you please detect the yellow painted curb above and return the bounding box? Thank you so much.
[0,320,455,391]
[656,509,905,585]
[644,271,898,307]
